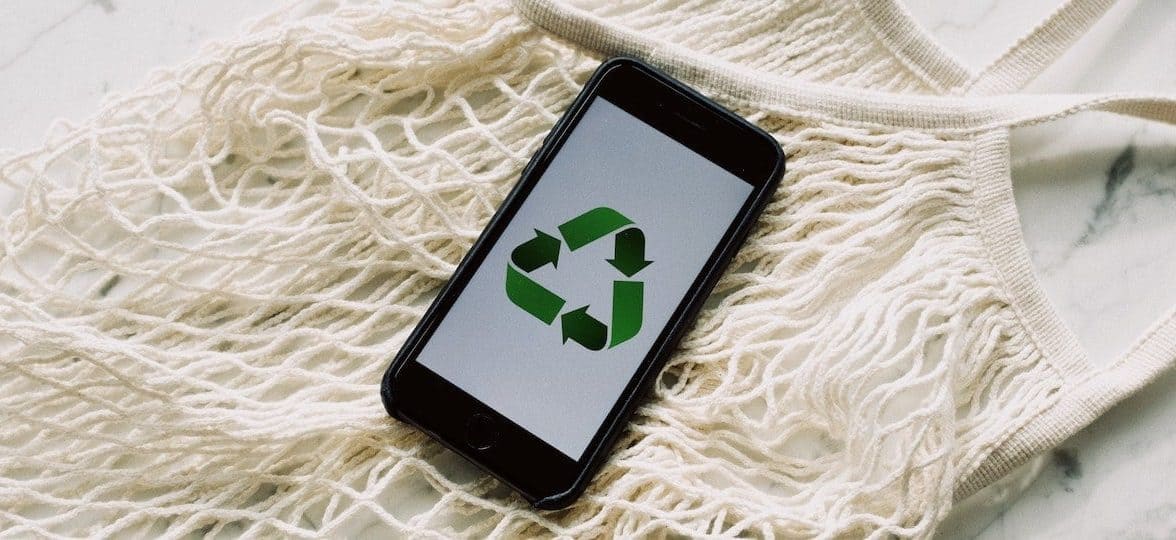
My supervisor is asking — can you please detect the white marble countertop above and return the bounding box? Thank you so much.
[2,1,1174,538]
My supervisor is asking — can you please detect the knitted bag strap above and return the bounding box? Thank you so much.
[512,0,1175,132]
[962,0,1120,95]
[990,92,1176,129]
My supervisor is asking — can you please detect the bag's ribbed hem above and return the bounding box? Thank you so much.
[971,130,1090,380]
[852,0,973,93]
[957,128,1176,500]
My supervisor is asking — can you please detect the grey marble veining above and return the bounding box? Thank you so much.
[1011,113,1176,366]
[0,0,286,151]
[909,0,1176,538]
[0,3,89,72]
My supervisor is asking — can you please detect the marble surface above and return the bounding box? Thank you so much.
[904,1,1176,538]
[1,1,1174,538]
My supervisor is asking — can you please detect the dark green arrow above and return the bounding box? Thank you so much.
[506,265,565,324]
[510,229,561,272]
[558,207,633,251]
[609,280,643,348]
[561,305,607,350]
[607,227,652,277]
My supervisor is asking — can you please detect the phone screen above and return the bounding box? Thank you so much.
[414,97,754,460]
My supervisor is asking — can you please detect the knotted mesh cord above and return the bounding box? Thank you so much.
[562,0,953,94]
[0,0,1065,537]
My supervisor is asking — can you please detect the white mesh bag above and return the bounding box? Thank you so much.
[1,0,1174,537]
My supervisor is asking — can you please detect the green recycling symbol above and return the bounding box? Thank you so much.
[505,207,653,350]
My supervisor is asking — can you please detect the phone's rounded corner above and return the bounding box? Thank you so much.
[379,361,405,420]
[531,480,589,511]
[737,133,785,195]
[530,440,614,511]
[595,56,663,86]
[598,55,644,72]
[769,139,787,182]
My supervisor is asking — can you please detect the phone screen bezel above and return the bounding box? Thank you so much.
[381,57,785,508]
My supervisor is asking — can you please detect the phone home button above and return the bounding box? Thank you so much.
[466,413,498,451]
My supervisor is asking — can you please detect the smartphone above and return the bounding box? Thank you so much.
[381,57,785,509]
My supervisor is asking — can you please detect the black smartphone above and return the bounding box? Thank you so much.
[381,57,785,509]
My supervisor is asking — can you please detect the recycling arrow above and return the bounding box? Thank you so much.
[608,228,652,277]
[504,206,653,350]
[609,280,643,348]
[561,306,608,351]
[511,229,560,271]
[558,207,633,251]
[505,265,565,324]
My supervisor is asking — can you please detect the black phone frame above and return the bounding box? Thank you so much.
[381,57,786,509]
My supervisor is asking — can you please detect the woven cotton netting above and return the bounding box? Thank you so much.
[561,0,958,94]
[0,1,1065,537]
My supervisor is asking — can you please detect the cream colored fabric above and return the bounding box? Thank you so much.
[962,0,1118,95]
[0,0,1173,538]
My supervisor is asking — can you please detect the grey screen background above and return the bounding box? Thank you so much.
[415,98,753,459]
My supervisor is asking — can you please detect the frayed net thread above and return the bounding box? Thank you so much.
[0,1,1058,537]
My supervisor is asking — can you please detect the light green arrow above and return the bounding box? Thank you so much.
[609,280,643,348]
[558,207,633,251]
[505,265,565,324]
